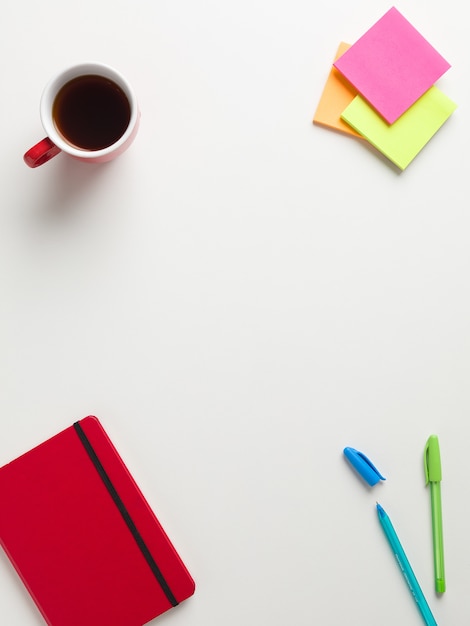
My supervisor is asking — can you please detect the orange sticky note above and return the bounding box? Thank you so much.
[313,43,361,138]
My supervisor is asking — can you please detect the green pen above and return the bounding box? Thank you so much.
[424,435,446,593]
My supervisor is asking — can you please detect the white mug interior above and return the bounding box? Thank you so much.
[40,63,139,160]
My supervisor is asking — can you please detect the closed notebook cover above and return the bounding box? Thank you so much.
[0,416,195,626]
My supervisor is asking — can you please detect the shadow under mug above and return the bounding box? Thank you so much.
[24,63,140,168]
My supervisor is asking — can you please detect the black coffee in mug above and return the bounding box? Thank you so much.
[52,75,131,151]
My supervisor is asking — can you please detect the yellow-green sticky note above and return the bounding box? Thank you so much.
[341,86,457,169]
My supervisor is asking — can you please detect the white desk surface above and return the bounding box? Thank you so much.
[1,1,468,624]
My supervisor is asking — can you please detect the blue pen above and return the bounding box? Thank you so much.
[376,503,438,626]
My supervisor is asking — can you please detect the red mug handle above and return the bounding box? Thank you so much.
[23,137,62,168]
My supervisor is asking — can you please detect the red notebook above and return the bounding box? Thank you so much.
[0,416,195,625]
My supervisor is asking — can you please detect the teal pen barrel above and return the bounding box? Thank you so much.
[376,504,438,626]
[430,482,445,592]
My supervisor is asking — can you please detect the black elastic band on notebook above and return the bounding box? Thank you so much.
[73,421,178,607]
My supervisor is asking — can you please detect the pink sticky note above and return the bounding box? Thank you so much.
[333,7,451,124]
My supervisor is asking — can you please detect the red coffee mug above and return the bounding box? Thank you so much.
[24,63,140,168]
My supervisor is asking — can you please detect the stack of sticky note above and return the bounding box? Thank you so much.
[313,7,457,169]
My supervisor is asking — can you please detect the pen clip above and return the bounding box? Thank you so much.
[424,435,442,485]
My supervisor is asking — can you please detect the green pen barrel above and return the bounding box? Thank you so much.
[430,482,445,593]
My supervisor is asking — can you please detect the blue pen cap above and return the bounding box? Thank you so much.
[343,447,386,486]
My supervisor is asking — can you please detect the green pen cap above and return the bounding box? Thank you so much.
[424,435,442,484]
